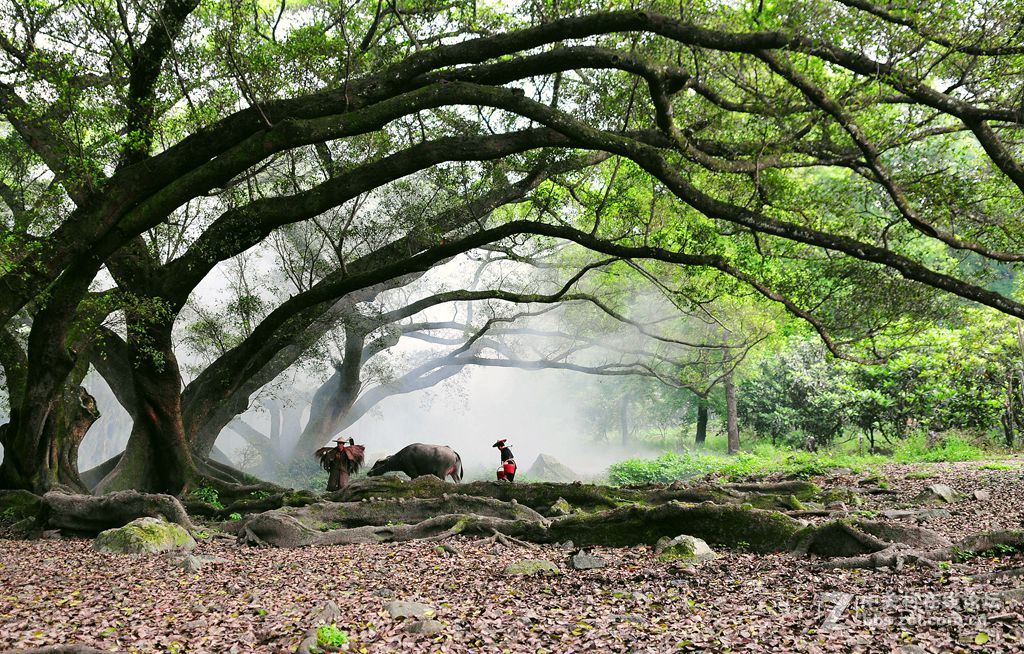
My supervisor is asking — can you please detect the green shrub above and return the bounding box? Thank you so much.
[317,624,349,647]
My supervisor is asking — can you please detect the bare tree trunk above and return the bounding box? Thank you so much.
[725,371,740,455]
[695,397,709,448]
[291,328,366,461]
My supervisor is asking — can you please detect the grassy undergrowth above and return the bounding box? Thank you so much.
[607,432,1007,485]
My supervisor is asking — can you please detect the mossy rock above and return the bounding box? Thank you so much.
[548,497,572,517]
[94,517,196,555]
[503,559,560,576]
[0,490,42,522]
[655,535,717,563]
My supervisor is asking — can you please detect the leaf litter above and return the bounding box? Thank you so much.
[1,460,1023,652]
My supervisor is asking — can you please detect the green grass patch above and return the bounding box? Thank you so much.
[608,433,1006,485]
[892,434,989,463]
[979,462,1017,471]
[607,444,880,485]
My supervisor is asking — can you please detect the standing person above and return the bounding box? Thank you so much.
[315,436,365,491]
[493,438,516,482]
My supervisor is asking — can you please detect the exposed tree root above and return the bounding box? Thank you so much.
[802,522,1024,570]
[330,476,825,516]
[969,566,1024,582]
[239,511,538,548]
[238,499,804,551]
[482,527,538,550]
[40,490,194,535]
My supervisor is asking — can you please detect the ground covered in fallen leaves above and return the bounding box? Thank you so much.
[2,460,1024,653]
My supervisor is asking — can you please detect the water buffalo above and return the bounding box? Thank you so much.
[366,443,463,483]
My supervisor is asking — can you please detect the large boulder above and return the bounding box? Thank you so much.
[94,517,196,555]
[526,454,579,482]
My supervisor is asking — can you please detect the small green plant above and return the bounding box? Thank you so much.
[250,489,273,499]
[906,471,936,480]
[317,623,350,647]
[190,486,224,510]
[229,512,243,521]
[981,543,1019,557]
[953,546,973,563]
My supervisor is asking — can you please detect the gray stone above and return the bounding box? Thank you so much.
[973,489,992,502]
[385,600,435,620]
[503,559,560,576]
[94,517,196,555]
[915,508,952,522]
[879,509,916,519]
[174,554,229,572]
[569,550,607,570]
[655,535,717,563]
[404,619,444,635]
[913,484,962,504]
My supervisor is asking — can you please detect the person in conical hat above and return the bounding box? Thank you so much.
[492,439,516,482]
[314,436,365,491]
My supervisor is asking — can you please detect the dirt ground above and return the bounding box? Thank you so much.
[2,460,1023,653]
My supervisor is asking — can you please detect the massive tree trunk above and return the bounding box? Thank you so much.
[94,316,196,494]
[0,271,98,492]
